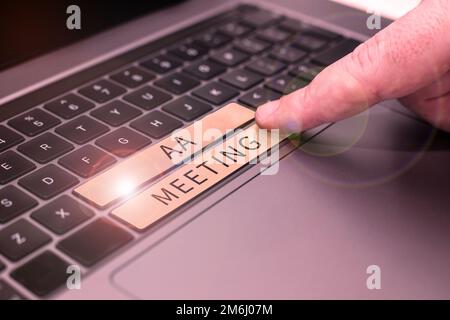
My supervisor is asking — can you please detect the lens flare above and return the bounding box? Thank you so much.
[115,178,137,197]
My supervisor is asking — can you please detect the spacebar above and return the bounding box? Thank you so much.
[74,103,254,208]
[111,123,284,230]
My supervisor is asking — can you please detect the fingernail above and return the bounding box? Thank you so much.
[256,100,279,124]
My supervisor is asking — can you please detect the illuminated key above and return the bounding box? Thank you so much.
[74,104,254,208]
[111,123,284,230]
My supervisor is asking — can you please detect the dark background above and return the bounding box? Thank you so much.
[0,0,184,70]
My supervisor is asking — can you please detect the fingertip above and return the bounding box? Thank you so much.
[255,98,304,133]
[255,100,279,128]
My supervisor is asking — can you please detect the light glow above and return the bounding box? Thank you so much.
[115,178,137,197]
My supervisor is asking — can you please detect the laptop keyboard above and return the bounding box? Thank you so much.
[0,4,361,298]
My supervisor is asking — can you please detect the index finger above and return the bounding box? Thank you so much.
[255,0,450,132]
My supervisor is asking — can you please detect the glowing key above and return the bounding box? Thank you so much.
[74,103,254,208]
[111,123,284,230]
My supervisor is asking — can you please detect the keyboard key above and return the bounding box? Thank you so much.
[11,251,70,297]
[219,21,252,37]
[75,104,254,208]
[44,94,95,119]
[110,66,155,88]
[123,86,172,110]
[292,34,327,52]
[220,69,263,90]
[0,151,36,184]
[141,54,182,74]
[265,75,308,94]
[112,123,283,230]
[58,145,116,178]
[246,57,286,76]
[0,125,24,152]
[57,218,133,267]
[19,164,79,200]
[234,37,271,54]
[90,100,142,126]
[95,128,151,158]
[194,31,231,49]
[312,38,361,65]
[266,75,297,94]
[55,116,109,144]
[0,186,38,223]
[238,87,281,108]
[154,72,200,95]
[31,195,94,234]
[192,82,239,105]
[289,63,325,81]
[0,280,26,300]
[168,43,207,61]
[256,26,291,43]
[8,109,61,137]
[242,10,280,28]
[0,219,51,261]
[18,133,74,164]
[130,111,183,139]
[270,46,307,64]
[279,17,303,32]
[162,96,212,121]
[79,79,126,103]
[211,48,249,67]
[304,25,341,41]
[184,59,226,80]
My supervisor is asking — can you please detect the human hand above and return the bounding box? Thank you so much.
[255,0,450,133]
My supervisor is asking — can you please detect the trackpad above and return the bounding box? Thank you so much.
[112,105,450,299]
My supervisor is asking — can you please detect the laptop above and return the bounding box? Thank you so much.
[1,0,450,300]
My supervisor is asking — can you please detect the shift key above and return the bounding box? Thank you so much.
[74,103,254,208]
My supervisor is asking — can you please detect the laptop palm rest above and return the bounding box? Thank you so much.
[112,104,450,299]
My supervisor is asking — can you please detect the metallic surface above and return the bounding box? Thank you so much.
[2,0,448,299]
[114,105,450,299]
